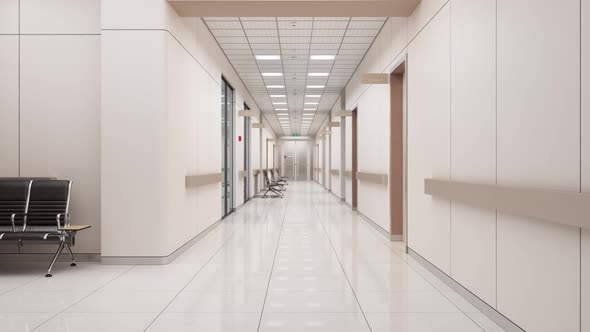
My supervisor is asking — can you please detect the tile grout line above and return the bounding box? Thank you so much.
[320,184,488,332]
[30,264,137,331]
[315,191,373,332]
[256,197,289,332]
[141,216,247,332]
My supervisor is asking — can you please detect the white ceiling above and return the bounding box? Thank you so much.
[203,16,387,136]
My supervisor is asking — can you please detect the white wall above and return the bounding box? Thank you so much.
[583,0,590,328]
[496,2,581,331]
[330,101,342,198]
[449,0,497,306]
[0,1,101,255]
[336,0,587,330]
[0,35,19,177]
[101,0,271,258]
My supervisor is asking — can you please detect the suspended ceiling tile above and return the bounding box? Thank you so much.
[206,21,243,29]
[345,29,380,36]
[241,21,277,29]
[339,43,371,49]
[279,29,312,37]
[343,36,374,43]
[216,36,249,43]
[278,20,313,29]
[211,29,246,36]
[347,20,385,29]
[220,43,251,49]
[313,20,349,29]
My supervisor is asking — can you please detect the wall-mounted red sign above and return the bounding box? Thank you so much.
[238,135,242,142]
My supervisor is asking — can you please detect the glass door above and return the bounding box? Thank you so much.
[221,78,234,217]
[243,103,251,203]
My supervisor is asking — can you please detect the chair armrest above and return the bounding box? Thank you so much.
[56,213,70,229]
[10,213,27,232]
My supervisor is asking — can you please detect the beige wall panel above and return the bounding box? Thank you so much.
[101,31,168,257]
[0,36,19,177]
[449,0,497,306]
[496,0,581,330]
[583,229,590,332]
[407,0,448,40]
[344,116,353,204]
[582,0,590,330]
[101,0,168,29]
[164,34,209,254]
[21,0,100,34]
[357,84,390,232]
[407,3,451,273]
[20,35,101,253]
[497,214,580,332]
[0,0,19,34]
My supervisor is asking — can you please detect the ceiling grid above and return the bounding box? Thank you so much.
[204,16,387,135]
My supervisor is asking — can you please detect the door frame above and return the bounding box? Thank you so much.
[351,108,358,210]
[221,77,235,218]
[389,60,407,241]
[243,103,251,203]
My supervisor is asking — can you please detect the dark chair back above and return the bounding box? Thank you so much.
[0,180,32,231]
[27,180,71,229]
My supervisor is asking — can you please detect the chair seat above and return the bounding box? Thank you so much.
[0,232,61,241]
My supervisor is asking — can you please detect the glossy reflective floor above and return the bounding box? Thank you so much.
[0,183,505,331]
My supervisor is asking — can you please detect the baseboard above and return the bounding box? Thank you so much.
[356,211,398,241]
[0,253,101,263]
[101,217,224,265]
[407,248,525,332]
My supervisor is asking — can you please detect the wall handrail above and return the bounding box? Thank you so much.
[185,173,223,188]
[425,178,590,230]
[356,172,388,185]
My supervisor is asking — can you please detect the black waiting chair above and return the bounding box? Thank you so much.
[262,169,284,198]
[0,180,91,277]
[0,180,32,234]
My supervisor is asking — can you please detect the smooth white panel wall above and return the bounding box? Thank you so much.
[0,36,19,177]
[356,84,390,232]
[20,0,100,34]
[407,0,448,40]
[449,0,497,306]
[583,230,590,332]
[20,35,101,253]
[101,31,168,257]
[582,0,590,329]
[330,112,341,197]
[344,116,353,204]
[0,0,18,34]
[407,3,451,273]
[497,0,581,330]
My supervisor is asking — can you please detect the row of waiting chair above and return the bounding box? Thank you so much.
[262,168,288,198]
[0,179,89,277]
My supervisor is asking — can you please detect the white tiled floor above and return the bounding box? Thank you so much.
[0,182,506,331]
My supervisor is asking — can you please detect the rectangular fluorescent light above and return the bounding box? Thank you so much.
[267,85,284,88]
[273,102,287,105]
[310,55,336,60]
[262,73,283,77]
[275,108,288,111]
[308,73,329,77]
[276,113,288,116]
[270,95,286,98]
[307,85,325,89]
[305,95,321,98]
[304,108,317,111]
[303,113,315,116]
[304,102,319,105]
[256,55,281,60]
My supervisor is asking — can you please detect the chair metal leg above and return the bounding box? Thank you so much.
[66,243,76,267]
[46,241,65,277]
